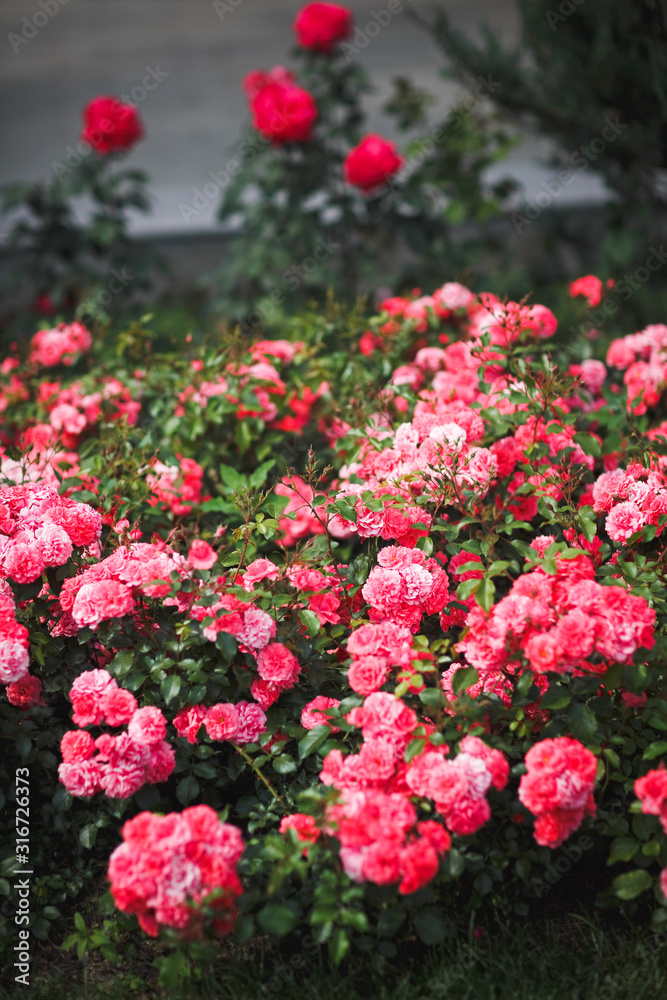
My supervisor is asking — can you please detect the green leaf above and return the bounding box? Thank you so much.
[298,609,322,635]
[328,928,350,965]
[378,907,406,937]
[612,868,654,900]
[249,459,275,488]
[271,753,297,775]
[568,702,598,743]
[158,951,189,990]
[298,725,330,759]
[540,686,571,711]
[79,824,98,849]
[215,631,238,662]
[340,908,368,932]
[573,432,601,456]
[234,913,255,945]
[642,840,662,858]
[457,578,481,601]
[405,737,426,763]
[643,741,667,761]
[414,908,449,944]
[578,506,598,543]
[110,649,134,677]
[219,463,248,493]
[257,903,298,936]
[607,836,639,865]
[161,674,181,704]
[476,577,496,612]
[74,912,86,933]
[176,776,200,806]
[452,666,479,697]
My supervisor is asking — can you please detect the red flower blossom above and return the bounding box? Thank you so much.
[294,3,352,52]
[81,97,144,155]
[344,134,403,192]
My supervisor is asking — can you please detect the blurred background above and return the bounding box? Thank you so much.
[1,0,666,337]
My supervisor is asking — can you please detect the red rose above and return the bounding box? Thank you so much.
[294,3,352,53]
[344,134,403,192]
[81,97,144,155]
[568,274,603,307]
[251,81,317,144]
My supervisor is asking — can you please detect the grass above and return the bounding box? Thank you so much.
[5,910,667,1000]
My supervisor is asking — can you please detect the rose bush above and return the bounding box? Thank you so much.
[214,2,517,318]
[1,273,667,974]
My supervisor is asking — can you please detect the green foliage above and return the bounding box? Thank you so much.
[213,47,517,320]
[1,283,667,977]
[0,154,164,334]
[414,0,667,320]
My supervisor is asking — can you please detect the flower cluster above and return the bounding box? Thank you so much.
[606,323,667,413]
[345,621,415,695]
[321,692,419,795]
[146,456,205,516]
[320,692,506,843]
[108,806,244,937]
[569,274,604,307]
[457,555,655,676]
[0,579,30,687]
[518,738,598,848]
[190,589,276,649]
[635,766,667,900]
[405,735,509,836]
[592,463,667,543]
[55,541,186,633]
[5,258,667,940]
[325,789,451,893]
[29,321,92,368]
[5,672,45,709]
[174,700,267,746]
[243,4,403,193]
[0,484,101,686]
[0,483,101,586]
[361,545,451,632]
[634,766,667,835]
[329,484,432,548]
[58,670,174,798]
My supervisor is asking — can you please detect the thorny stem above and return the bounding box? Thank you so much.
[235,746,285,807]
